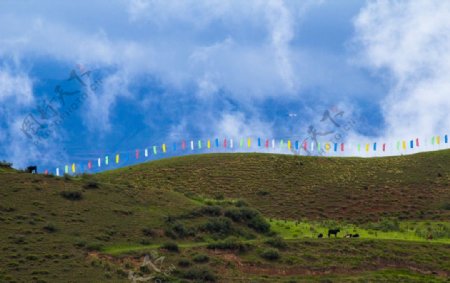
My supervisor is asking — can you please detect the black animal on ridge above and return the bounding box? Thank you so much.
[328,229,340,238]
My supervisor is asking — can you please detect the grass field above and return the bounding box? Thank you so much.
[0,151,449,282]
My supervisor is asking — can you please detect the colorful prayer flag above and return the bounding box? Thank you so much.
[162,144,166,153]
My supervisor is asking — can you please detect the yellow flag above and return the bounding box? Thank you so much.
[162,144,166,153]
[71,163,75,173]
[402,141,406,150]
[326,143,331,152]
[365,144,369,152]
[247,138,251,148]
[207,139,211,149]
[287,140,291,149]
[116,154,120,163]
[437,136,441,144]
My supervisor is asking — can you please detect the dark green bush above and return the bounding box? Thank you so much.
[142,227,155,237]
[201,217,232,235]
[224,207,270,233]
[181,267,216,282]
[207,237,251,252]
[260,248,280,261]
[60,191,82,201]
[83,181,100,189]
[178,259,191,268]
[43,223,57,233]
[265,236,287,249]
[161,242,179,252]
[199,205,222,216]
[192,254,209,263]
[165,222,194,239]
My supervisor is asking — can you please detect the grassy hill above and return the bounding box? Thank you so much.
[0,151,449,282]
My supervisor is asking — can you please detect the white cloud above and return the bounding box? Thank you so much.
[354,0,450,140]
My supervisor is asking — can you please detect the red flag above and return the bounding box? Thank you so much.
[416,138,420,147]
[382,144,386,152]
[303,141,308,150]
[341,143,344,151]
[88,161,92,169]
[265,139,269,148]
[223,139,227,148]
[182,140,186,150]
[136,149,139,159]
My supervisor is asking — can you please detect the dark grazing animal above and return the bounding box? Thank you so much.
[318,233,323,238]
[328,229,340,238]
[26,166,37,174]
[352,233,360,238]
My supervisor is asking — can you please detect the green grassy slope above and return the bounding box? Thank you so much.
[97,151,450,222]
[0,151,449,282]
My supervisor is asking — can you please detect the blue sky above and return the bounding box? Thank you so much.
[1,0,449,172]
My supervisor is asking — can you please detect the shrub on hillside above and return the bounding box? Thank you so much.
[224,207,270,233]
[165,222,195,239]
[192,254,209,263]
[201,217,232,235]
[161,242,179,252]
[207,237,251,252]
[83,181,100,189]
[180,267,216,282]
[265,236,287,249]
[260,248,280,261]
[60,191,83,201]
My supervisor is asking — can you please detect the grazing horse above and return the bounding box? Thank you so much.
[26,166,37,174]
[352,234,360,238]
[318,233,323,238]
[328,229,340,238]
